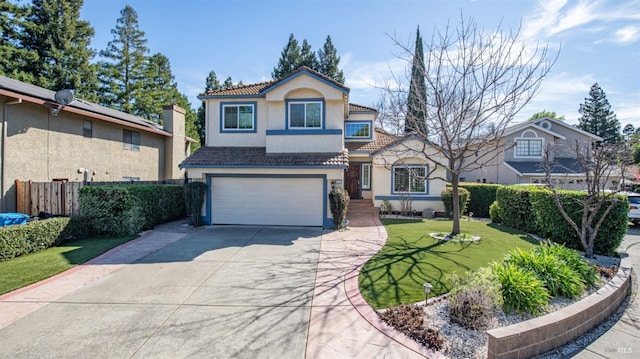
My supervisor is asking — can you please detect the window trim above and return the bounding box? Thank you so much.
[219,101,258,133]
[345,121,372,140]
[286,98,324,129]
[514,130,544,158]
[391,164,428,194]
[362,163,371,190]
[123,129,140,151]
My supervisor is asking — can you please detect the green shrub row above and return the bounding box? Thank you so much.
[0,217,89,262]
[458,183,502,218]
[490,186,627,256]
[79,185,186,236]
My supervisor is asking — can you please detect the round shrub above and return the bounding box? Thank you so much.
[329,188,350,229]
[441,187,470,218]
[489,201,502,223]
[449,287,497,330]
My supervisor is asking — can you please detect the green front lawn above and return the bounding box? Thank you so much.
[0,235,136,295]
[359,219,539,309]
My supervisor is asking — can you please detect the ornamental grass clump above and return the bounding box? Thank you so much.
[504,247,585,299]
[535,242,598,288]
[491,262,550,315]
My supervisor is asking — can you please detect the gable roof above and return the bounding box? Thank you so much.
[180,146,349,169]
[503,116,602,141]
[348,103,378,114]
[0,75,171,137]
[198,66,349,99]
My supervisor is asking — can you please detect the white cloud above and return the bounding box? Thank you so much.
[613,25,640,44]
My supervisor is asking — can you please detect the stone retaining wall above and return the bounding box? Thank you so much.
[486,264,632,359]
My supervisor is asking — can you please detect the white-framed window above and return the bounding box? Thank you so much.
[122,177,140,182]
[515,139,543,157]
[288,100,322,128]
[362,163,371,189]
[515,130,544,158]
[222,103,255,131]
[345,122,371,139]
[393,165,427,193]
[123,129,140,151]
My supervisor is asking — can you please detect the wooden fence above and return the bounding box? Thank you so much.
[15,179,185,216]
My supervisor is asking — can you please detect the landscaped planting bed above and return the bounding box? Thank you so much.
[360,218,626,358]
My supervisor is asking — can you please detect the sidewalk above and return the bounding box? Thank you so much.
[576,234,640,358]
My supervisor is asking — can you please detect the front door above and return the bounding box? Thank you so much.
[346,164,360,199]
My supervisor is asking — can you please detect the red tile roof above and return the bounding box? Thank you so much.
[348,103,378,113]
[346,128,399,153]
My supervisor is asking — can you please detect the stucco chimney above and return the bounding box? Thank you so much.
[162,104,186,180]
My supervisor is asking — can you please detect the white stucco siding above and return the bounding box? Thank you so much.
[205,98,267,147]
[370,139,448,213]
[264,74,345,102]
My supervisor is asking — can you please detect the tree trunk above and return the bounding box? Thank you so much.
[451,174,460,235]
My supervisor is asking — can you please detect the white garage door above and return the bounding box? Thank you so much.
[211,177,323,226]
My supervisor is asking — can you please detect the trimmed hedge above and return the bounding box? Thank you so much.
[459,183,502,218]
[79,185,186,236]
[491,185,627,256]
[0,217,90,262]
[492,185,540,234]
[530,190,627,256]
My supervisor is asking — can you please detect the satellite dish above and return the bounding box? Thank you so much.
[54,89,75,106]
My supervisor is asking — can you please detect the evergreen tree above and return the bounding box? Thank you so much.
[317,35,344,83]
[196,70,221,146]
[529,110,565,121]
[577,83,621,144]
[0,1,35,81]
[300,39,317,69]
[222,76,234,89]
[97,5,149,114]
[21,0,97,99]
[405,27,427,133]
[135,53,178,123]
[272,33,301,79]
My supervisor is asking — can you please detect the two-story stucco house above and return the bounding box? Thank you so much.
[462,116,617,189]
[181,67,447,227]
[0,75,194,212]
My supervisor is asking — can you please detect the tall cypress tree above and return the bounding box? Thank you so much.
[21,0,97,99]
[97,5,148,114]
[0,1,35,81]
[405,26,427,133]
[317,35,344,83]
[272,33,301,79]
[577,83,620,144]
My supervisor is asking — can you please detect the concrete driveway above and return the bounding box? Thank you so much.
[0,226,323,359]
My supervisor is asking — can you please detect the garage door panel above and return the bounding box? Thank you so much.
[212,177,323,226]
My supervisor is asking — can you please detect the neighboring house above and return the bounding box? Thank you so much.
[462,116,619,190]
[181,66,447,227]
[0,75,194,212]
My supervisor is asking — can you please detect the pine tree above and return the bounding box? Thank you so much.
[20,0,98,99]
[222,76,234,89]
[97,5,149,114]
[317,35,344,83]
[196,70,221,146]
[577,83,621,144]
[134,53,178,123]
[405,27,427,133]
[300,39,317,69]
[272,33,301,79]
[0,1,35,81]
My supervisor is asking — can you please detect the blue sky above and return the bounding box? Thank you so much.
[80,0,639,126]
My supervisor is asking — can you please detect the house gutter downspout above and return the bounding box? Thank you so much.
[1,98,22,212]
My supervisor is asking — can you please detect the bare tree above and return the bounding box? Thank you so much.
[378,15,557,234]
[541,141,627,258]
